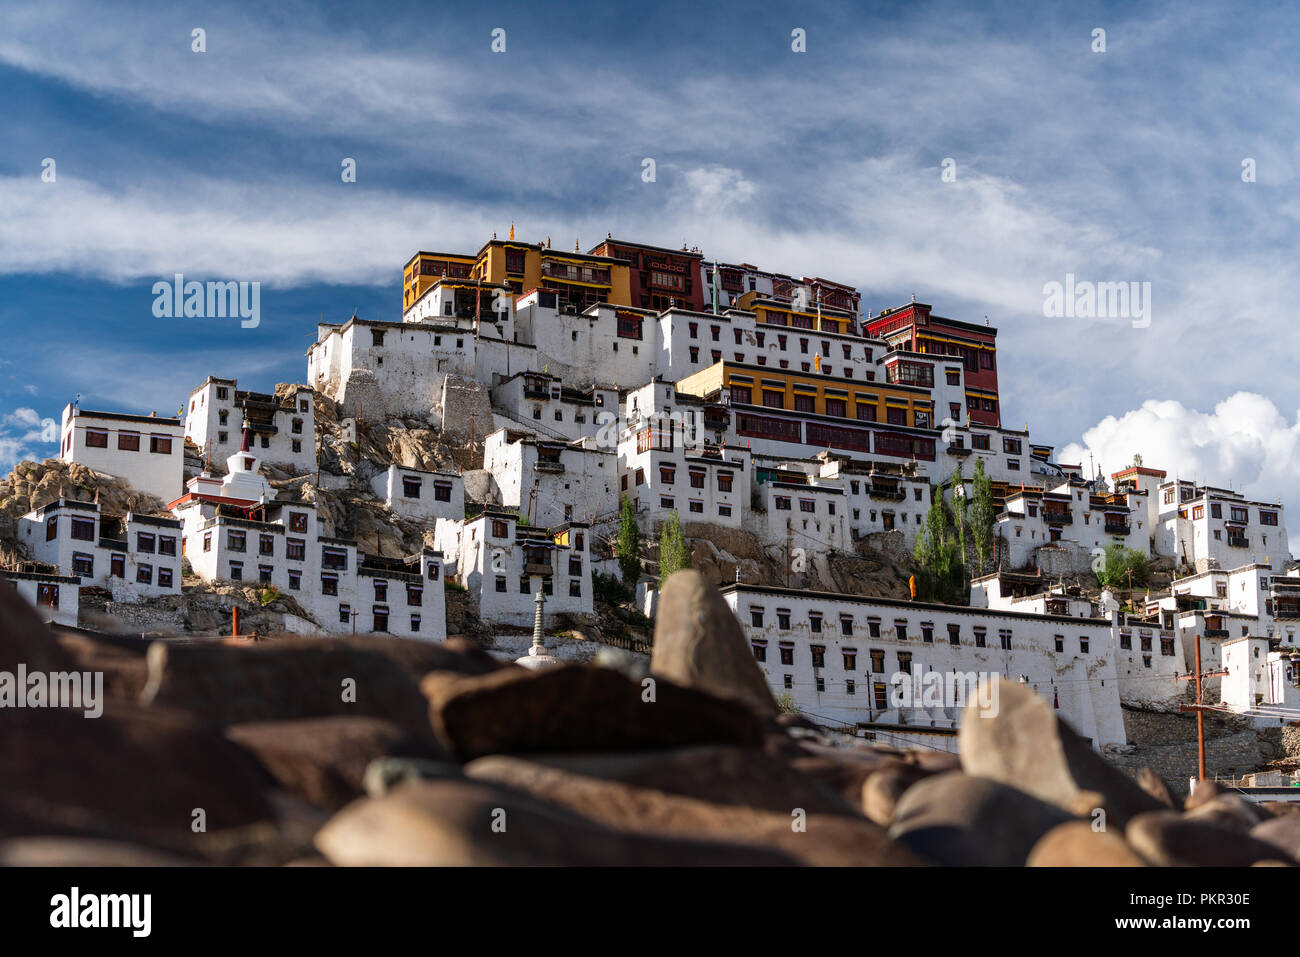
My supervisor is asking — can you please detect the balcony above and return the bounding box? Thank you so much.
[523,387,550,401]
[1044,512,1073,525]
[868,484,906,500]
[946,444,972,456]
[533,461,566,474]
[524,562,553,577]
[1104,522,1130,535]
[1228,535,1250,548]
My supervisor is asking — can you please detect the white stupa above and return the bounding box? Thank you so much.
[515,587,561,670]
[220,418,274,504]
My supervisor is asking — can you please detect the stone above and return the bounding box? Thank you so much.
[1135,767,1175,808]
[861,762,932,826]
[1026,821,1147,866]
[785,740,906,806]
[1183,779,1223,811]
[315,778,799,866]
[0,699,274,843]
[650,570,777,716]
[421,664,765,760]
[139,639,439,732]
[889,772,1075,866]
[225,716,453,811]
[958,679,1164,826]
[1183,793,1267,832]
[0,838,204,866]
[1251,816,1300,862]
[462,754,923,866]
[474,745,857,817]
[1125,811,1292,866]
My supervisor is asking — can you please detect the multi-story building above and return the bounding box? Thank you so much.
[588,238,705,313]
[185,377,316,474]
[58,405,184,503]
[489,371,616,442]
[402,250,477,314]
[434,509,592,627]
[471,237,633,313]
[814,453,931,546]
[17,499,182,601]
[720,582,1126,751]
[482,428,618,528]
[863,300,1001,427]
[370,464,465,524]
[1153,480,1286,572]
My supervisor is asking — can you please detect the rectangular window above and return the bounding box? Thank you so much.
[158,535,177,556]
[227,561,242,581]
[750,607,764,627]
[434,482,453,502]
[751,640,767,662]
[259,534,275,556]
[150,435,173,455]
[402,476,422,498]
[137,532,156,553]
[118,431,140,451]
[72,552,94,576]
[136,563,154,584]
[70,517,95,541]
[288,570,301,591]
[947,623,960,645]
[322,547,348,570]
[321,573,339,595]
[228,530,246,552]
[338,604,351,624]
[85,429,109,448]
[290,512,308,533]
[110,553,125,578]
[373,608,389,632]
[45,516,57,541]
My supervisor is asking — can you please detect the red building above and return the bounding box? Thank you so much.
[589,238,704,313]
[863,301,1001,427]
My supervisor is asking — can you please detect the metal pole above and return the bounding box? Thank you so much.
[1195,632,1206,782]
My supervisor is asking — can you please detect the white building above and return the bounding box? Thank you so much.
[58,405,184,503]
[814,453,931,547]
[1148,478,1286,572]
[370,464,464,524]
[482,428,618,528]
[489,371,617,443]
[1,567,81,628]
[434,509,592,627]
[17,499,182,601]
[720,582,1127,751]
[185,376,316,474]
[1221,637,1300,727]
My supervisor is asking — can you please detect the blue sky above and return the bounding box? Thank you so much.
[3,0,1300,541]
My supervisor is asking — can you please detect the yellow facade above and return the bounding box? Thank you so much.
[736,292,851,335]
[470,241,632,307]
[676,362,933,429]
[403,251,477,312]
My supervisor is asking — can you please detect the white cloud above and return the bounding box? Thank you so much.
[0,407,59,472]
[1061,393,1300,554]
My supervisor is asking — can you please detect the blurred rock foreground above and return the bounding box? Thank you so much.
[2,570,1298,867]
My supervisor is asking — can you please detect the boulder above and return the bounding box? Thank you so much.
[226,716,452,810]
[889,772,1075,866]
[1126,811,1292,866]
[862,762,932,826]
[421,664,765,760]
[1026,821,1147,866]
[1252,816,1300,862]
[314,778,799,866]
[958,679,1164,826]
[650,570,776,716]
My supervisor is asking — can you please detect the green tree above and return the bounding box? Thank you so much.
[1095,543,1150,591]
[968,457,996,574]
[616,496,641,584]
[658,510,692,582]
[948,462,968,569]
[912,476,968,604]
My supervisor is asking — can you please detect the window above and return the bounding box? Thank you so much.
[137,532,156,553]
[433,481,453,502]
[750,607,764,627]
[751,640,767,662]
[869,649,885,673]
[717,472,733,493]
[258,565,273,584]
[228,530,246,552]
[777,609,791,629]
[45,516,57,541]
[895,620,908,641]
[373,608,390,632]
[921,623,934,643]
[999,629,1012,650]
[1079,636,1090,654]
[779,642,795,665]
[150,435,173,455]
[793,394,815,413]
[118,431,140,451]
[1054,634,1065,652]
[774,496,791,511]
[974,627,987,648]
[259,534,274,556]
[70,517,95,541]
[815,676,825,693]
[85,429,108,448]
[569,579,582,597]
[290,512,308,533]
[897,652,912,674]
[492,519,509,538]
[322,547,348,570]
[110,553,125,578]
[825,398,846,418]
[286,538,305,561]
[842,648,857,670]
[403,476,422,498]
[784,674,794,690]
[72,552,94,576]
[947,623,960,645]
[689,469,705,489]
[810,614,823,634]
[158,535,177,556]
[288,570,301,591]
[338,604,351,624]
[36,583,58,608]
[203,532,212,552]
[689,500,703,513]
[373,580,389,602]
[371,329,385,347]
[227,561,242,581]
[1261,510,1279,526]
[496,576,508,593]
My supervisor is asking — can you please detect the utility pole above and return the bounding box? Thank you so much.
[1178,632,1230,784]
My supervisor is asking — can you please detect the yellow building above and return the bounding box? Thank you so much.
[676,361,934,430]
[403,251,477,312]
[470,240,633,312]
